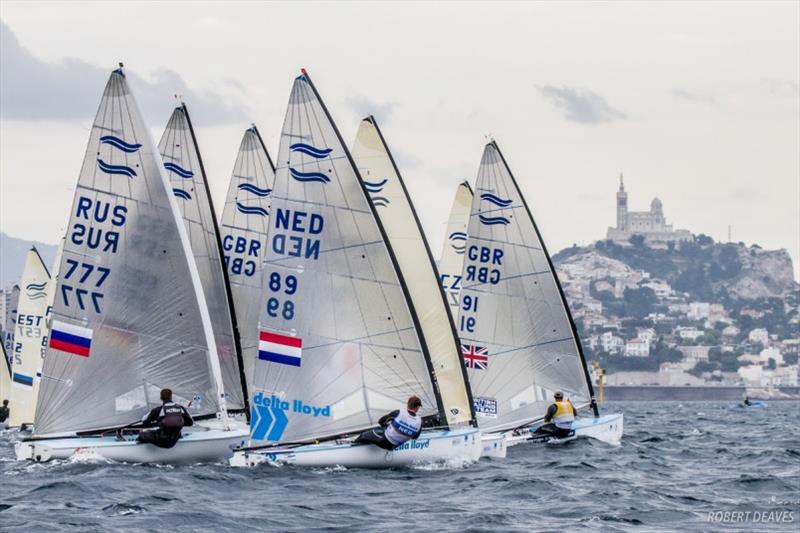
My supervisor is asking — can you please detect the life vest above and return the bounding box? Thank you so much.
[158,402,187,431]
[384,409,422,446]
[552,400,575,429]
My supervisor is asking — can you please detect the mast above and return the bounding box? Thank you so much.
[300,71,447,425]
[181,103,250,421]
[364,116,476,427]
[490,141,599,417]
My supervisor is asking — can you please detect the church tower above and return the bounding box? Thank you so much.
[616,173,627,230]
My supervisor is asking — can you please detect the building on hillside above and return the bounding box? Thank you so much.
[759,346,784,366]
[599,331,624,354]
[606,174,692,245]
[677,326,704,341]
[678,345,710,361]
[748,328,769,345]
[688,302,711,320]
[624,338,650,357]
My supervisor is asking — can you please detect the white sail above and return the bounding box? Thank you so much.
[33,68,227,437]
[459,142,594,433]
[351,117,474,427]
[248,71,440,445]
[219,126,276,397]
[439,181,473,320]
[8,248,51,427]
[3,285,19,356]
[158,105,246,411]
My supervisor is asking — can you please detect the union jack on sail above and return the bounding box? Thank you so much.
[462,343,489,370]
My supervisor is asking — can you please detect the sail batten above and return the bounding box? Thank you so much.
[459,141,594,433]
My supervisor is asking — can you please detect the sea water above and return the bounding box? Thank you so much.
[1,401,798,532]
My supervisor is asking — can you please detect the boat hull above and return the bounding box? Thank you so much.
[480,432,508,458]
[504,412,624,448]
[231,428,482,469]
[15,427,249,464]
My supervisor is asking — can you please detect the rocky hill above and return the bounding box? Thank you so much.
[553,234,798,303]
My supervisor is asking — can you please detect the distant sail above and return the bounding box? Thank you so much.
[458,142,593,433]
[8,247,51,427]
[352,117,474,427]
[3,285,19,356]
[248,72,440,444]
[219,126,276,396]
[34,68,227,436]
[439,181,473,319]
[159,104,246,411]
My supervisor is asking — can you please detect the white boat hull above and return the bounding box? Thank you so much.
[231,428,482,469]
[480,432,508,458]
[502,413,624,448]
[15,426,249,464]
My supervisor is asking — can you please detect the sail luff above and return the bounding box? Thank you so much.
[353,116,475,427]
[490,142,598,416]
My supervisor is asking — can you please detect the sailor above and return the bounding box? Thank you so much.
[743,394,752,406]
[0,399,9,424]
[136,388,194,449]
[355,396,423,450]
[535,391,577,438]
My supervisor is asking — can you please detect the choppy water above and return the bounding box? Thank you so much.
[1,401,798,532]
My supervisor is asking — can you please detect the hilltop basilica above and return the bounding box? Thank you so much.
[606,174,691,246]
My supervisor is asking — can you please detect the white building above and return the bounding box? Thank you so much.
[738,365,762,386]
[722,325,740,338]
[625,338,650,357]
[600,331,624,354]
[677,327,704,341]
[688,302,711,320]
[759,346,784,366]
[748,328,769,345]
[636,328,657,343]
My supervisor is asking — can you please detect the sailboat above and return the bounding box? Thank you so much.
[458,141,623,455]
[15,66,248,464]
[158,103,249,419]
[3,285,20,355]
[7,247,51,429]
[231,71,481,468]
[219,125,276,397]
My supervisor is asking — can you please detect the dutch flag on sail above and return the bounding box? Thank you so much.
[258,331,302,367]
[49,320,93,357]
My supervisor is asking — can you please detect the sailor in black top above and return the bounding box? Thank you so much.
[136,388,194,449]
[0,399,9,424]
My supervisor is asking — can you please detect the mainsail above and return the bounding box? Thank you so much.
[219,125,276,396]
[248,71,441,445]
[459,141,596,433]
[8,248,51,426]
[33,67,228,436]
[439,181,473,319]
[351,117,474,427]
[158,104,246,411]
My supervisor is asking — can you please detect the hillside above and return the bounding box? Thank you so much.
[0,232,58,287]
[553,235,797,303]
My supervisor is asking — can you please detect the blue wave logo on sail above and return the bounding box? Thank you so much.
[236,202,268,217]
[97,159,136,178]
[290,143,333,159]
[173,188,192,200]
[164,162,194,178]
[25,282,48,300]
[289,167,330,184]
[238,183,272,197]
[480,193,513,208]
[478,214,510,226]
[250,392,331,442]
[449,231,467,254]
[99,135,141,153]
[363,179,390,207]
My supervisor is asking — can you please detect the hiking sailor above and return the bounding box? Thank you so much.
[534,391,577,438]
[355,396,423,450]
[136,389,194,448]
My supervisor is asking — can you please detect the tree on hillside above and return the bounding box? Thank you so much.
[622,287,657,319]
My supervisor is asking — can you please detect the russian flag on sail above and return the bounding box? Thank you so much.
[49,320,93,357]
[258,331,302,367]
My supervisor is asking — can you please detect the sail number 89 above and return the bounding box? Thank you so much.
[267,272,298,320]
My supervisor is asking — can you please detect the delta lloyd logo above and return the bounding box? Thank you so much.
[393,439,430,451]
[250,392,331,441]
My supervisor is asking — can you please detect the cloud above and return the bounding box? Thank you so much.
[345,94,397,123]
[537,85,626,124]
[0,19,247,125]
[672,88,716,105]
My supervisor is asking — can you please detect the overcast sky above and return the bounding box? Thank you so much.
[1,1,798,278]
